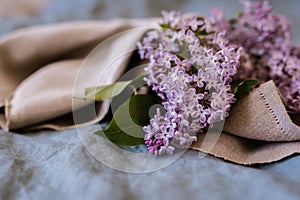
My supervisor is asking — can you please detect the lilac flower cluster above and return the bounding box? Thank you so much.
[208,0,300,112]
[138,11,241,155]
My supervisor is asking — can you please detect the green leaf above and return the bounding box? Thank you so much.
[129,94,162,126]
[229,18,237,25]
[95,94,162,146]
[84,74,147,102]
[85,81,131,102]
[237,11,243,17]
[232,79,259,100]
[195,28,212,36]
[160,23,171,29]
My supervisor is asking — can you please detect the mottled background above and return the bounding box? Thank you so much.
[1,1,300,200]
[1,0,300,43]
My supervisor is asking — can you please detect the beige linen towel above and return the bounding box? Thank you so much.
[191,81,300,165]
[0,19,299,164]
[0,19,158,130]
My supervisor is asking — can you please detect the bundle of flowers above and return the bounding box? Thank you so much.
[207,1,300,112]
[84,0,300,156]
[137,11,241,155]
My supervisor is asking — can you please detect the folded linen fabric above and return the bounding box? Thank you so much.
[191,81,300,164]
[0,19,299,164]
[0,19,157,130]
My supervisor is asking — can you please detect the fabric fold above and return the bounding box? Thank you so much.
[0,19,157,131]
[190,81,300,164]
[223,81,300,142]
[190,131,300,165]
[0,20,137,102]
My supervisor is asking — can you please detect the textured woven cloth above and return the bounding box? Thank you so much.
[0,20,299,164]
[0,19,157,130]
[191,81,300,165]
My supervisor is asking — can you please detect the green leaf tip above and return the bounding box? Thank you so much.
[84,74,147,102]
[233,79,259,100]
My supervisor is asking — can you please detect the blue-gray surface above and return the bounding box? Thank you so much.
[1,0,300,199]
[1,127,300,200]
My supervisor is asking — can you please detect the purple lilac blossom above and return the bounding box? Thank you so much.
[208,0,300,112]
[138,11,240,155]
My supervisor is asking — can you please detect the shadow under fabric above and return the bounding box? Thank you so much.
[0,19,299,165]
